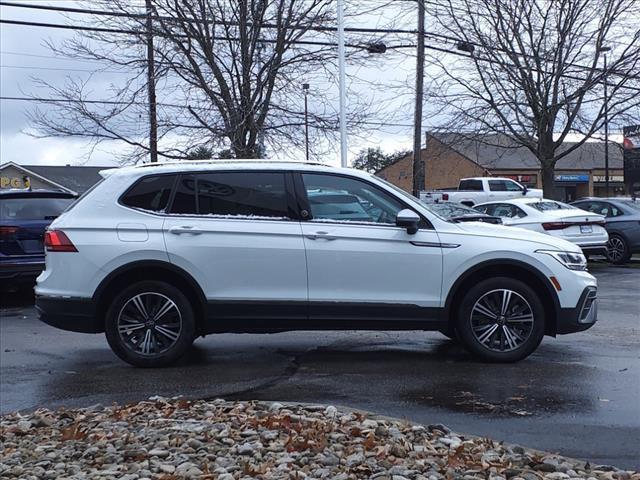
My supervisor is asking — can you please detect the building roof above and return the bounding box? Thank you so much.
[431,133,624,170]
[18,164,109,194]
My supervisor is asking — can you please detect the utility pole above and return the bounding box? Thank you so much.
[303,83,310,161]
[145,0,158,163]
[412,0,425,197]
[603,51,610,197]
[337,0,347,167]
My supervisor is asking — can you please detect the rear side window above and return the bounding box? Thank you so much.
[459,179,483,191]
[170,172,289,219]
[122,175,176,212]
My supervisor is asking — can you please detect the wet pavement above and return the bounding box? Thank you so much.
[1,263,639,468]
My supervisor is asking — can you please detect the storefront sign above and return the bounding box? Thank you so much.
[593,175,624,183]
[0,176,29,189]
[554,174,589,183]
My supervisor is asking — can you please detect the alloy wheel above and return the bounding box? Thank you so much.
[606,237,625,263]
[117,292,182,356]
[470,289,534,352]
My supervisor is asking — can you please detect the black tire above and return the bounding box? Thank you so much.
[105,280,196,367]
[455,277,545,362]
[605,234,631,265]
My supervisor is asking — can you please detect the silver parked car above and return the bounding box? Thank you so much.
[571,198,640,264]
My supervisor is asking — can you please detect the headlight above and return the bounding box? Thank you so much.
[536,250,587,271]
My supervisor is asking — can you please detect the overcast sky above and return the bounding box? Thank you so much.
[0,1,429,167]
[1,1,634,168]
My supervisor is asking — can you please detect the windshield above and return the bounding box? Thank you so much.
[427,202,482,219]
[529,201,576,212]
[618,199,640,210]
[0,197,75,221]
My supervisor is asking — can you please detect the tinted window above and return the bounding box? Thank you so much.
[459,179,483,191]
[490,203,527,218]
[0,197,74,220]
[197,172,288,218]
[489,180,522,192]
[302,174,403,224]
[170,172,289,218]
[122,175,176,212]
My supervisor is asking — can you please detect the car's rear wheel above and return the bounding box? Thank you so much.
[605,235,631,265]
[456,277,545,362]
[105,281,195,367]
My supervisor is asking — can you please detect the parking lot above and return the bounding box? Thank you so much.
[1,261,639,469]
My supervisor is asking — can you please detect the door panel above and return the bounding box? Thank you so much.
[298,172,443,314]
[301,222,443,308]
[164,171,307,305]
[165,217,307,302]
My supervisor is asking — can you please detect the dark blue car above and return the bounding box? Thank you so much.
[0,190,76,287]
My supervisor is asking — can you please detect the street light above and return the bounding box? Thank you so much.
[303,83,310,162]
[600,46,612,197]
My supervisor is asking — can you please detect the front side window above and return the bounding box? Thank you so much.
[121,175,176,212]
[302,174,403,224]
[169,172,289,219]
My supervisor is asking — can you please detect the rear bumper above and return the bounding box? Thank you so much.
[579,244,608,255]
[0,258,44,280]
[35,295,103,333]
[556,286,598,334]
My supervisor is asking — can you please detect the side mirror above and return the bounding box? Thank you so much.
[522,185,528,195]
[396,209,420,234]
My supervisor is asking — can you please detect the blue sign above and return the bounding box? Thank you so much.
[554,174,589,183]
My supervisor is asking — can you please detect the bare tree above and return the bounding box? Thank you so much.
[427,0,640,196]
[28,0,383,162]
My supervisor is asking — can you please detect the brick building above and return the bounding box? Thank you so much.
[376,133,625,202]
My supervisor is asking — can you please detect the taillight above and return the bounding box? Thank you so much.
[0,226,19,237]
[542,222,567,231]
[44,230,77,252]
[442,193,449,201]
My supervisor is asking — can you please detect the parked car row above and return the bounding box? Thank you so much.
[423,192,639,264]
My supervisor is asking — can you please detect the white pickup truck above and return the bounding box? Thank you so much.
[420,177,543,206]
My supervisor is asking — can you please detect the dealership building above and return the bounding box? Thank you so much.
[0,162,107,195]
[377,133,625,202]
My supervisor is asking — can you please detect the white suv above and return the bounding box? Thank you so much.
[36,161,598,367]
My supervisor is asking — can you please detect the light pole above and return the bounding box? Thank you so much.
[337,0,347,167]
[303,83,310,162]
[600,46,611,197]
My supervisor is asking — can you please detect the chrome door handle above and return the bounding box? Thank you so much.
[168,226,205,235]
[306,231,337,240]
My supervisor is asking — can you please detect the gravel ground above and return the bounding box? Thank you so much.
[1,398,637,480]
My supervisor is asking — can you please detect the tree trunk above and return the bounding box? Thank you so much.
[541,162,556,199]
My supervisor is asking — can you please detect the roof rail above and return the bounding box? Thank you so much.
[134,159,330,168]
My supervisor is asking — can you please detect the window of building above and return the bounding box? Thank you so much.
[121,175,176,212]
[302,173,404,224]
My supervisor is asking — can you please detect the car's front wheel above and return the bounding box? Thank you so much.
[605,235,631,265]
[455,277,545,362]
[105,281,196,367]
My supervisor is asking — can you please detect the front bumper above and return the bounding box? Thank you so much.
[556,286,598,334]
[0,258,44,281]
[36,295,103,333]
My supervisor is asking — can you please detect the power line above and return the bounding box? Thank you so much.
[0,95,415,127]
[1,64,131,73]
[0,18,384,50]
[0,1,418,35]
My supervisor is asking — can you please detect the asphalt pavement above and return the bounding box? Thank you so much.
[1,262,639,469]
